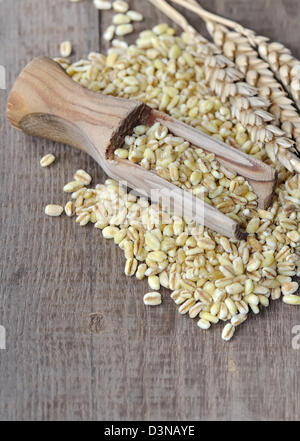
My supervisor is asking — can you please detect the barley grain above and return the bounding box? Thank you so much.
[197,319,211,330]
[136,263,147,280]
[76,212,90,226]
[231,313,247,327]
[93,0,112,10]
[282,295,300,305]
[200,311,219,324]
[64,181,84,193]
[143,292,162,306]
[178,298,195,314]
[125,257,138,276]
[282,281,299,295]
[113,14,131,25]
[65,201,75,217]
[112,1,128,13]
[148,275,160,290]
[74,169,92,185]
[115,24,133,36]
[104,25,116,42]
[189,302,203,318]
[60,41,72,58]
[40,153,55,167]
[102,226,119,239]
[127,10,143,22]
[222,323,235,341]
[59,24,300,341]
[45,204,63,217]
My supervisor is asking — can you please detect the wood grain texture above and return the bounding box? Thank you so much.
[0,0,300,421]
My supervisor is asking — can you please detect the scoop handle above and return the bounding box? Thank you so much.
[6,56,149,161]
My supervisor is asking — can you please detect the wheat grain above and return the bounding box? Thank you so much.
[282,281,299,296]
[113,14,131,25]
[282,295,300,305]
[45,204,63,217]
[74,169,92,185]
[40,153,56,167]
[60,41,72,58]
[104,25,116,42]
[55,21,300,340]
[112,1,128,13]
[115,23,133,36]
[221,323,235,341]
[65,201,75,217]
[127,11,143,22]
[93,0,112,10]
[63,180,84,193]
[143,292,162,306]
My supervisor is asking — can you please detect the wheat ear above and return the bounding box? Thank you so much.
[255,37,300,112]
[170,0,300,112]
[206,22,300,150]
[147,0,300,172]
[187,0,300,159]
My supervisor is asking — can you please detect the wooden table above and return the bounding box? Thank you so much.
[0,0,300,421]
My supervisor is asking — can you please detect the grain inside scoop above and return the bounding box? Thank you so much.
[6,56,277,239]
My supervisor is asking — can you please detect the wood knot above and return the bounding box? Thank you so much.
[86,312,104,333]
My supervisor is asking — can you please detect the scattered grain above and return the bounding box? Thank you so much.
[115,23,133,36]
[93,0,112,10]
[45,204,63,217]
[127,10,143,22]
[104,25,116,42]
[65,201,75,217]
[112,1,128,13]
[40,153,55,168]
[60,41,72,58]
[143,292,162,306]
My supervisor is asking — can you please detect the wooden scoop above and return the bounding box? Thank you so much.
[6,57,277,240]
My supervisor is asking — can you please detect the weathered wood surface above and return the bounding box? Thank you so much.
[0,0,300,421]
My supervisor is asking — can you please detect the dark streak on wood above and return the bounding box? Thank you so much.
[0,0,300,422]
[85,313,104,334]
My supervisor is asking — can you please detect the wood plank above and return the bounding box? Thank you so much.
[0,0,100,421]
[0,0,300,422]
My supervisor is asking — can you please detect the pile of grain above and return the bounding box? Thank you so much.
[49,23,300,340]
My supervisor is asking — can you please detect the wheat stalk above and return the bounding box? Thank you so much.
[186,0,300,155]
[206,22,300,150]
[255,38,300,112]
[149,0,198,34]
[167,0,300,172]
[170,0,300,111]
[147,0,300,172]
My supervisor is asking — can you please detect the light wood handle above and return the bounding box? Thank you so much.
[6,56,151,162]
